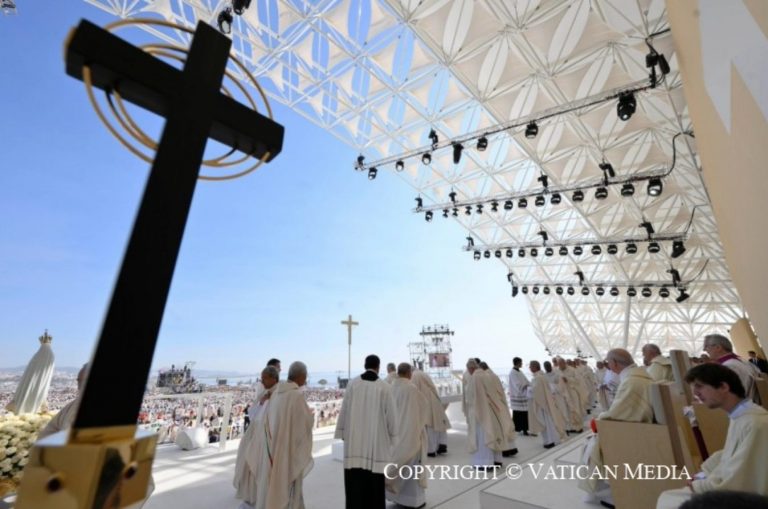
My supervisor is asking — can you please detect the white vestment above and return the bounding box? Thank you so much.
[528,372,567,446]
[386,377,428,507]
[657,401,768,509]
[385,372,397,384]
[411,370,450,453]
[508,368,529,412]
[234,386,275,504]
[334,374,398,473]
[721,356,761,401]
[647,356,675,382]
[467,370,516,465]
[544,371,569,428]
[557,367,584,430]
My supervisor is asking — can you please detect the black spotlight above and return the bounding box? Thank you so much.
[572,190,585,202]
[617,92,636,121]
[671,240,686,259]
[538,174,549,189]
[453,143,464,164]
[522,286,529,295]
[627,286,637,297]
[607,244,618,255]
[556,286,564,295]
[659,287,670,298]
[676,288,690,303]
[428,128,439,148]
[476,204,483,214]
[621,183,635,196]
[626,243,638,254]
[581,286,590,296]
[518,248,526,257]
[595,187,608,200]
[491,201,499,212]
[641,286,653,298]
[483,250,491,258]
[610,286,620,296]
[504,200,514,210]
[465,205,472,215]
[506,248,513,258]
[356,154,365,169]
[442,209,449,218]
[525,122,539,139]
[494,250,502,258]
[452,207,459,217]
[518,198,528,208]
[551,193,562,205]
[474,251,481,260]
[233,0,251,15]
[422,152,432,165]
[591,245,602,255]
[559,246,568,256]
[535,195,546,207]
[567,286,575,295]
[368,167,377,180]
[573,245,583,256]
[512,285,519,297]
[647,177,663,196]
[477,136,488,151]
[543,286,551,295]
[545,247,554,257]
[217,7,233,33]
[415,196,423,208]
[648,242,661,254]
[599,162,616,178]
[530,248,538,257]
[395,160,405,171]
[449,190,457,203]
[532,286,540,295]
[596,286,605,296]
[425,211,433,222]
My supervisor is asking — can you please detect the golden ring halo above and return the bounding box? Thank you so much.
[80,17,274,181]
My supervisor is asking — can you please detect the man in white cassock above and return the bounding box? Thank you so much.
[578,349,654,505]
[508,357,530,435]
[543,361,569,429]
[247,361,314,509]
[385,363,429,509]
[335,354,398,509]
[555,358,584,433]
[234,366,279,507]
[642,343,675,382]
[385,362,397,384]
[576,359,597,413]
[249,359,281,421]
[656,363,768,508]
[527,361,567,449]
[411,369,451,456]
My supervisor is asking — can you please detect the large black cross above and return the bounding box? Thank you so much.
[65,20,284,435]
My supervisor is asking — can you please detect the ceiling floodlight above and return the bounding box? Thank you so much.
[233,0,251,15]
[495,250,502,258]
[543,286,551,295]
[442,209,449,218]
[356,154,365,169]
[395,160,404,171]
[627,287,637,297]
[512,285,519,297]
[530,248,539,257]
[545,247,554,256]
[465,205,472,215]
[474,250,481,260]
[551,193,562,204]
[556,286,564,295]
[648,242,661,253]
[567,286,575,295]
[573,246,583,256]
[640,221,655,237]
[659,287,670,298]
[422,153,432,165]
[535,195,546,207]
[428,128,439,149]
[599,162,616,178]
[504,200,513,210]
[572,190,584,202]
[617,92,636,121]
[538,230,549,243]
[559,246,568,256]
[483,250,491,258]
[476,204,483,214]
[610,286,620,296]
[518,198,528,208]
[607,244,618,255]
[452,208,458,217]
[621,183,635,196]
[626,243,638,254]
[368,167,377,180]
[518,248,526,257]
[525,122,539,139]
[595,187,608,200]
[477,136,488,151]
[641,286,653,297]
[217,7,233,34]
[676,288,690,303]
[452,143,464,164]
[591,245,602,255]
[538,175,549,189]
[596,287,605,296]
[415,196,423,208]
[449,190,457,203]
[491,201,499,212]
[522,286,529,294]
[581,286,590,296]
[647,178,663,196]
[671,240,686,259]
[506,248,513,258]
[575,270,585,285]
[424,211,433,222]
[532,286,540,295]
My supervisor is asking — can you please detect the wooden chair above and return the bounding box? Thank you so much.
[692,403,729,456]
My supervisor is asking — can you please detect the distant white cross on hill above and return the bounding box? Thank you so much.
[341,315,358,382]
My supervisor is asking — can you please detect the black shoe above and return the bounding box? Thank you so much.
[427,452,436,458]
[599,501,615,509]
[543,443,556,449]
[493,462,502,467]
[522,430,529,436]
[475,465,492,472]
[574,429,583,433]
[437,444,448,454]
[502,448,518,457]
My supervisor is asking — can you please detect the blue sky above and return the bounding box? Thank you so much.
[0,2,546,376]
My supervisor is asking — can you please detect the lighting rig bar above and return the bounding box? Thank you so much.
[467,232,685,252]
[355,77,655,172]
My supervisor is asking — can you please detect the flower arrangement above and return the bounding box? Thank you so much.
[0,412,52,496]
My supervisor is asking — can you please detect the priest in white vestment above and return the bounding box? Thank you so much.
[556,358,585,432]
[247,362,314,509]
[411,369,451,456]
[234,366,279,506]
[642,343,675,382]
[385,362,397,384]
[508,357,530,435]
[576,359,597,413]
[335,354,398,509]
[703,333,761,401]
[578,349,654,502]
[527,361,567,448]
[386,363,429,509]
[657,363,768,509]
[543,361,569,429]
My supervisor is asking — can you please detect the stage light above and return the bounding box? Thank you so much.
[466,236,475,248]
[474,251,481,260]
[532,286,540,295]
[491,201,499,212]
[356,154,365,169]
[483,250,491,258]
[567,286,575,295]
[556,286,564,295]
[522,286,529,294]
[465,205,472,215]
[442,209,449,218]
[424,211,432,222]
[676,288,690,303]
[525,122,539,139]
[395,160,404,171]
[591,245,602,255]
[512,285,519,297]
[530,248,538,257]
[641,286,653,297]
[428,128,439,149]
[627,287,637,297]
[575,270,585,285]
[506,249,513,258]
[610,286,620,296]
[640,221,655,237]
[573,246,583,256]
[518,198,528,208]
[449,191,457,203]
[477,136,488,151]
[648,242,661,253]
[617,92,636,121]
[504,200,513,210]
[494,250,502,258]
[581,287,590,296]
[551,193,562,205]
[671,240,686,259]
[595,187,608,200]
[453,143,464,164]
[452,208,459,217]
[545,247,554,256]
[626,243,638,254]
[659,287,670,298]
[476,204,483,214]
[415,196,423,208]
[599,162,616,178]
[621,183,635,196]
[422,153,432,165]
[233,0,251,15]
[368,167,377,180]
[607,244,618,255]
[538,230,549,243]
[543,286,551,295]
[535,195,546,207]
[668,268,682,286]
[572,190,585,202]
[217,7,233,33]
[559,246,568,256]
[647,178,663,196]
[596,287,605,296]
[518,248,526,257]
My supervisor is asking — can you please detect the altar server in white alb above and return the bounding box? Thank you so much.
[249,362,314,509]
[656,363,768,509]
[508,357,530,435]
[335,354,398,509]
[411,369,451,456]
[527,361,567,449]
[386,363,429,509]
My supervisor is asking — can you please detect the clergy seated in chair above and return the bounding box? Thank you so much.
[578,349,654,503]
[527,361,567,448]
[411,369,451,456]
[335,354,398,509]
[656,364,768,509]
[643,343,675,382]
[385,363,429,509]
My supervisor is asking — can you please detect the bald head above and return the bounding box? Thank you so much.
[606,348,635,374]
